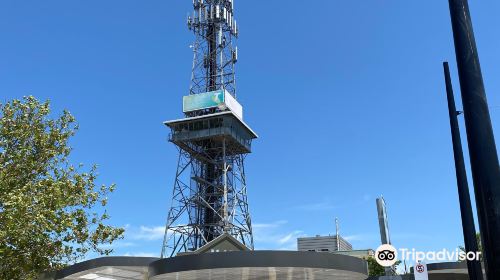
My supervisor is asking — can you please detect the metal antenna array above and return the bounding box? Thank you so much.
[188,0,238,113]
[161,0,256,258]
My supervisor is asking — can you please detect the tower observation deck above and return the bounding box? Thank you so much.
[161,0,257,258]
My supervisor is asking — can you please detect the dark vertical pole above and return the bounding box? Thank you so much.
[207,24,217,91]
[443,61,483,280]
[448,1,500,279]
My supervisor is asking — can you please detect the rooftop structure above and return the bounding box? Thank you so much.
[332,249,375,260]
[40,252,369,280]
[43,226,369,280]
[297,235,353,252]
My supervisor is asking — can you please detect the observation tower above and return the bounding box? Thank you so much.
[161,0,257,258]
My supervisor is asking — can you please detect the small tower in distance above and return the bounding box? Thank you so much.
[376,196,391,246]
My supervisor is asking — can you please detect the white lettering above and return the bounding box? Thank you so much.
[458,251,466,261]
[399,248,409,260]
[466,251,477,261]
[436,249,446,261]
[416,251,425,261]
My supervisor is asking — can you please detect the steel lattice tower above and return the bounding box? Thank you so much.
[161,0,256,258]
[188,0,238,102]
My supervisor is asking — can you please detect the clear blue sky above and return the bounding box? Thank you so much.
[2,0,500,262]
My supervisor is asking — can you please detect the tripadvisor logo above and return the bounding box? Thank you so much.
[375,244,398,267]
[374,244,482,266]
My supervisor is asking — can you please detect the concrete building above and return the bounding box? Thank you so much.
[332,249,375,259]
[297,235,353,252]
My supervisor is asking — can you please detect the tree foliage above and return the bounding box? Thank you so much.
[459,232,482,260]
[366,256,402,276]
[0,96,124,279]
[366,256,386,276]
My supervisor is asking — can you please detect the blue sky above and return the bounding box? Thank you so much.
[2,0,500,264]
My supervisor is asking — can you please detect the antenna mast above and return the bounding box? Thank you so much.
[188,0,238,109]
[335,217,340,251]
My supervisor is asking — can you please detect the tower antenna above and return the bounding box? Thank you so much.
[335,217,340,251]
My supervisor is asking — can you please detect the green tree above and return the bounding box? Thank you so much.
[366,256,386,276]
[0,96,124,279]
[459,232,482,260]
[366,257,402,276]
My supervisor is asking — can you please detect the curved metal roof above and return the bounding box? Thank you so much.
[149,251,368,277]
[45,251,368,280]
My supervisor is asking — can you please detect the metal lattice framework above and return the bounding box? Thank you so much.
[161,0,255,258]
[161,139,253,257]
[188,0,238,100]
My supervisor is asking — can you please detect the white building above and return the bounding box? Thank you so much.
[297,235,353,252]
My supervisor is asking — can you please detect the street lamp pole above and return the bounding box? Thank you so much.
[443,61,483,280]
[448,1,500,278]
